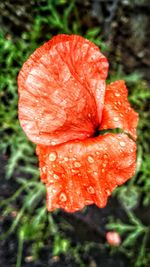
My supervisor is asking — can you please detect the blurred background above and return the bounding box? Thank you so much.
[0,0,150,267]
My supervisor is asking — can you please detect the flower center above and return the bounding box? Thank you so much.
[93,126,100,137]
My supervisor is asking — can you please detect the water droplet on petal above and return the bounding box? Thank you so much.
[42,166,46,173]
[106,189,111,196]
[53,174,60,180]
[87,155,94,163]
[119,141,126,147]
[51,141,56,146]
[74,161,81,168]
[71,169,77,173]
[87,186,95,194]
[64,157,69,162]
[59,192,67,202]
[103,163,107,168]
[49,152,57,161]
[102,168,105,173]
[93,171,98,176]
[113,117,119,122]
[52,188,57,194]
[103,154,108,159]
[115,92,120,97]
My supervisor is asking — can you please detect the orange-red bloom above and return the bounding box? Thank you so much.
[18,34,138,212]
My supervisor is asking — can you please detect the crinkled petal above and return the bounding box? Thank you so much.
[36,133,136,212]
[100,80,139,140]
[18,34,108,145]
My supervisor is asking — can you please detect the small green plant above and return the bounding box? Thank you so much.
[107,210,150,267]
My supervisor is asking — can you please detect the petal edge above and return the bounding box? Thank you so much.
[100,80,139,140]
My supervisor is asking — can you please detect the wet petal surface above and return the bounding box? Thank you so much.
[18,34,108,146]
[100,80,139,140]
[36,133,136,212]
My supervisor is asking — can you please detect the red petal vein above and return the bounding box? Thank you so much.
[18,34,108,146]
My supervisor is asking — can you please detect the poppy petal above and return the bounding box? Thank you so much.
[36,133,136,212]
[18,34,108,146]
[100,80,139,140]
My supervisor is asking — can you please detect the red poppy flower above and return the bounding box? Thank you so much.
[18,34,138,212]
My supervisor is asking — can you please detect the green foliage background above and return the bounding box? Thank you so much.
[0,1,150,267]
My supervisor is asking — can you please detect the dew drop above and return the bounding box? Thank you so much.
[115,92,120,97]
[71,169,77,173]
[106,189,111,196]
[52,188,57,194]
[64,157,69,162]
[53,174,59,180]
[93,171,98,176]
[87,186,95,194]
[113,117,119,122]
[51,141,56,146]
[103,163,107,168]
[59,192,67,202]
[49,152,57,161]
[102,168,105,173]
[42,166,46,173]
[119,141,126,147]
[103,154,108,159]
[74,161,81,168]
[87,155,95,163]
